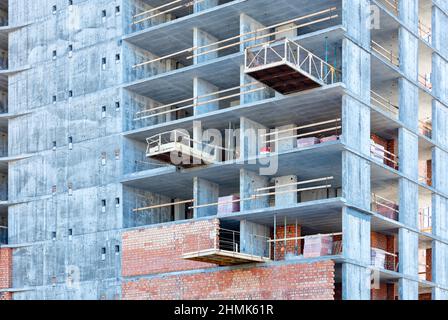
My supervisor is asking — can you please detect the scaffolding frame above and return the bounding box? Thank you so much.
[244,38,341,88]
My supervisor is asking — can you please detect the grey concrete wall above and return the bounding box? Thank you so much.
[7,0,126,299]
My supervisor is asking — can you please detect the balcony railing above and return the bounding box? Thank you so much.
[370,141,399,170]
[371,193,399,221]
[182,227,272,265]
[418,20,432,44]
[371,40,399,66]
[418,73,432,91]
[376,0,399,16]
[371,91,399,116]
[371,247,398,272]
[131,0,200,26]
[419,120,432,139]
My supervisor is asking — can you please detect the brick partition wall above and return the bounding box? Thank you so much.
[122,219,220,277]
[274,224,301,260]
[122,261,335,300]
[0,248,12,300]
[0,248,12,289]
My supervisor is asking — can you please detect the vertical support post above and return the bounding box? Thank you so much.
[430,1,448,300]
[341,0,372,300]
[193,177,219,218]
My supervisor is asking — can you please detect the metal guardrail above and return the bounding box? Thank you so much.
[370,141,399,170]
[418,20,432,44]
[371,40,399,66]
[146,130,235,162]
[184,227,272,259]
[376,0,399,15]
[419,207,432,232]
[371,193,399,221]
[245,38,341,86]
[370,91,399,116]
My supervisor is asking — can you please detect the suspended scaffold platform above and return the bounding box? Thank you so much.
[244,38,340,94]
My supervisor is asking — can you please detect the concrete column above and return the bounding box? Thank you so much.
[273,124,296,153]
[239,13,269,51]
[239,14,271,104]
[274,175,297,207]
[341,0,372,300]
[432,2,448,58]
[193,77,219,116]
[240,220,270,256]
[240,117,267,160]
[274,23,296,40]
[431,3,448,299]
[240,169,269,211]
[194,0,218,13]
[398,79,419,131]
[193,177,219,218]
[395,0,420,300]
[193,28,218,64]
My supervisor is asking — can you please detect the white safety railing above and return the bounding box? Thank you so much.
[261,118,341,149]
[132,7,339,69]
[371,247,398,272]
[419,207,432,233]
[376,0,399,15]
[131,0,204,25]
[184,227,272,259]
[418,20,432,44]
[370,141,399,170]
[134,82,265,121]
[370,91,399,116]
[245,38,341,85]
[418,174,432,186]
[371,193,399,221]
[419,119,432,139]
[371,40,399,66]
[418,73,432,91]
[267,232,343,261]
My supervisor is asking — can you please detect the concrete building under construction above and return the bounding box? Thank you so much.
[0,0,448,300]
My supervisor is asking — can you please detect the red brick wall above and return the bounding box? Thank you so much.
[426,248,432,282]
[0,248,12,289]
[419,293,432,300]
[0,292,12,300]
[371,283,395,300]
[122,261,335,300]
[274,224,301,260]
[427,160,432,186]
[122,219,219,277]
